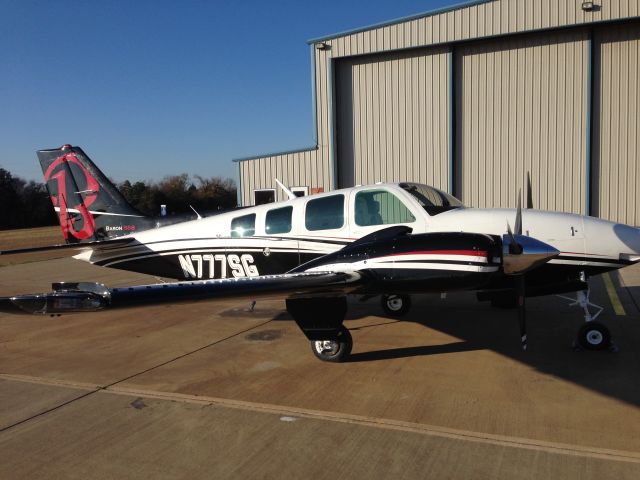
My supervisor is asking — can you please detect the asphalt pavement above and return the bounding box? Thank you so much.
[1,256,639,479]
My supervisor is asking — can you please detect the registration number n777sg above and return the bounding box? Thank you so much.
[178,253,259,279]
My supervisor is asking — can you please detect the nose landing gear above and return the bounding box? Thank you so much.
[558,288,615,351]
[576,321,611,351]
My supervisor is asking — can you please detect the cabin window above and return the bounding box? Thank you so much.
[305,194,345,231]
[354,190,415,227]
[231,213,256,237]
[399,183,463,215]
[266,206,292,234]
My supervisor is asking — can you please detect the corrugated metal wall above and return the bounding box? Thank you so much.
[239,149,329,206]
[238,0,640,214]
[456,30,588,213]
[325,0,637,57]
[593,24,640,226]
[335,47,450,190]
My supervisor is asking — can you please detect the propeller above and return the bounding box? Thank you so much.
[504,174,546,350]
[506,190,527,350]
[515,275,527,350]
[514,194,523,237]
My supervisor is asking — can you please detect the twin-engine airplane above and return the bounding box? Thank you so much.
[1,145,639,362]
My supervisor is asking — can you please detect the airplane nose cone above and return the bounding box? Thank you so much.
[613,224,640,255]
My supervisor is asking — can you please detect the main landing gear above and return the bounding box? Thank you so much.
[380,294,412,317]
[311,326,353,362]
[286,293,412,363]
[558,289,614,351]
[286,296,353,363]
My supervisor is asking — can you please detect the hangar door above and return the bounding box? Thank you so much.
[335,47,450,190]
[456,31,589,214]
[592,24,640,227]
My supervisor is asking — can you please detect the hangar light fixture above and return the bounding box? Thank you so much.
[581,1,595,11]
[315,42,329,50]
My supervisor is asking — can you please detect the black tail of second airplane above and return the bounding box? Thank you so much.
[38,145,155,243]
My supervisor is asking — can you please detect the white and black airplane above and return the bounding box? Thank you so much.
[1,145,639,362]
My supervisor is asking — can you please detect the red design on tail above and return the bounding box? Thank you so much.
[44,153,100,240]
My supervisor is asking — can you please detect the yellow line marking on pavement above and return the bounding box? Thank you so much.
[603,272,626,316]
[3,373,640,465]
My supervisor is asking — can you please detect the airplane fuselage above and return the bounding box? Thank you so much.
[75,182,640,298]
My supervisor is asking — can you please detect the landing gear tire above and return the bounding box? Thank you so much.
[381,294,412,317]
[577,322,611,351]
[311,326,353,363]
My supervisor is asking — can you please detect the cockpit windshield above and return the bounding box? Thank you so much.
[399,183,464,215]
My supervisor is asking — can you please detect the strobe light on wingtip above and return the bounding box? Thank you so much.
[502,234,560,275]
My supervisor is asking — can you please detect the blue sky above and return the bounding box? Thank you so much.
[1,0,452,183]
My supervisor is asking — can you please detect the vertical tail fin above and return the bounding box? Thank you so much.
[37,145,153,243]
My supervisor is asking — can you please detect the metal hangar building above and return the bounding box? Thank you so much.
[234,0,640,226]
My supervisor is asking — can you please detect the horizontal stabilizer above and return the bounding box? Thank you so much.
[0,237,135,256]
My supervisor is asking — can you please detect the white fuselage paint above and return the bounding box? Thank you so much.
[74,183,640,277]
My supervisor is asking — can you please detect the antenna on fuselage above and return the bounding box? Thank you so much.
[275,178,296,200]
[189,205,202,220]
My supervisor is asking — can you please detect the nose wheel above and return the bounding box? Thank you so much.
[577,322,611,351]
[310,326,352,362]
[381,294,412,316]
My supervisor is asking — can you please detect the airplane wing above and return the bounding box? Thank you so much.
[0,271,364,315]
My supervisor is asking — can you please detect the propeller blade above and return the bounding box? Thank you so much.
[514,191,523,236]
[515,275,527,351]
[526,172,533,209]
[505,221,522,255]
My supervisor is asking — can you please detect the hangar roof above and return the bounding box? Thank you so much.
[307,0,492,44]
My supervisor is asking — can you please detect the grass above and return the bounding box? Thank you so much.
[0,226,62,250]
[0,226,65,266]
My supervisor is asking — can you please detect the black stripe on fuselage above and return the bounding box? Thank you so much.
[102,235,351,250]
[102,249,313,280]
[91,236,346,265]
[93,246,317,267]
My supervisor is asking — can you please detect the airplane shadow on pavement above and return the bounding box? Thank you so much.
[272,272,640,407]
